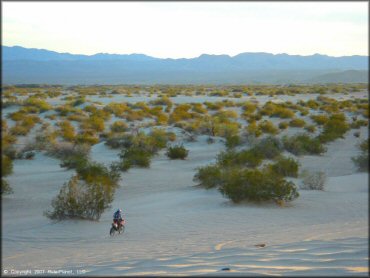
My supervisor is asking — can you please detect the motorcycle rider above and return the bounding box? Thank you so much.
[113,209,123,227]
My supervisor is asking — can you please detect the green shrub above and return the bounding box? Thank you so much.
[193,165,222,189]
[156,113,169,125]
[8,110,27,121]
[246,121,262,137]
[111,121,128,133]
[215,122,240,138]
[269,156,299,177]
[71,97,86,107]
[217,149,263,168]
[45,161,120,221]
[119,146,152,171]
[352,139,369,172]
[23,97,52,112]
[46,142,91,161]
[57,120,76,142]
[10,124,31,136]
[103,103,128,117]
[149,128,173,150]
[218,168,299,204]
[305,125,316,133]
[167,132,177,142]
[279,121,289,130]
[166,144,189,159]
[75,130,100,145]
[289,118,306,128]
[192,103,208,114]
[105,133,132,149]
[310,114,329,126]
[253,136,283,159]
[225,134,241,149]
[149,96,173,107]
[245,113,262,122]
[2,132,17,150]
[204,101,223,111]
[60,155,89,170]
[283,134,326,155]
[2,154,13,175]
[106,130,170,154]
[76,160,121,185]
[169,104,193,123]
[272,107,295,119]
[80,116,105,132]
[258,120,279,135]
[350,119,368,129]
[318,113,349,143]
[33,129,57,150]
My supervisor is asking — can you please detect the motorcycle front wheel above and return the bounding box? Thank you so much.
[119,225,125,234]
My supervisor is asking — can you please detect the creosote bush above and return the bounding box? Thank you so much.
[253,136,283,160]
[289,118,306,128]
[310,114,329,125]
[305,125,316,133]
[45,161,121,221]
[193,165,222,189]
[352,139,369,172]
[218,167,299,204]
[283,133,326,155]
[1,155,14,194]
[269,156,299,177]
[246,121,262,137]
[300,170,326,190]
[217,149,264,168]
[46,142,91,168]
[225,134,241,149]
[258,120,279,135]
[111,121,128,133]
[119,146,152,171]
[317,113,349,143]
[279,121,289,130]
[60,155,89,170]
[166,144,189,159]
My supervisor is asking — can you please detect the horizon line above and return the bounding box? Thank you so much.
[3,44,368,59]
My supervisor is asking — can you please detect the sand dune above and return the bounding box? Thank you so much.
[2,129,368,276]
[2,90,368,276]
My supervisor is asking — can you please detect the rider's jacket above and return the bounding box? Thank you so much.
[113,210,122,220]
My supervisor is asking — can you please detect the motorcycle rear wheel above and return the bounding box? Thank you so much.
[110,227,115,236]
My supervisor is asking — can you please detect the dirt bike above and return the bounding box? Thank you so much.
[110,219,125,236]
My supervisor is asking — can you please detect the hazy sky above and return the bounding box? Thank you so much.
[3,1,368,58]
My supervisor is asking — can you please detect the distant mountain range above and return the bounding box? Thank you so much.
[2,45,368,85]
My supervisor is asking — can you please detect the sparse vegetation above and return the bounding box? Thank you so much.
[3,83,367,210]
[166,144,189,160]
[45,161,121,221]
[218,167,299,204]
[300,170,327,190]
[317,113,350,143]
[352,139,369,172]
[1,155,14,194]
[269,156,299,178]
[283,133,326,155]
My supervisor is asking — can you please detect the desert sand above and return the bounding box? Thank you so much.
[2,123,368,276]
[2,89,369,276]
